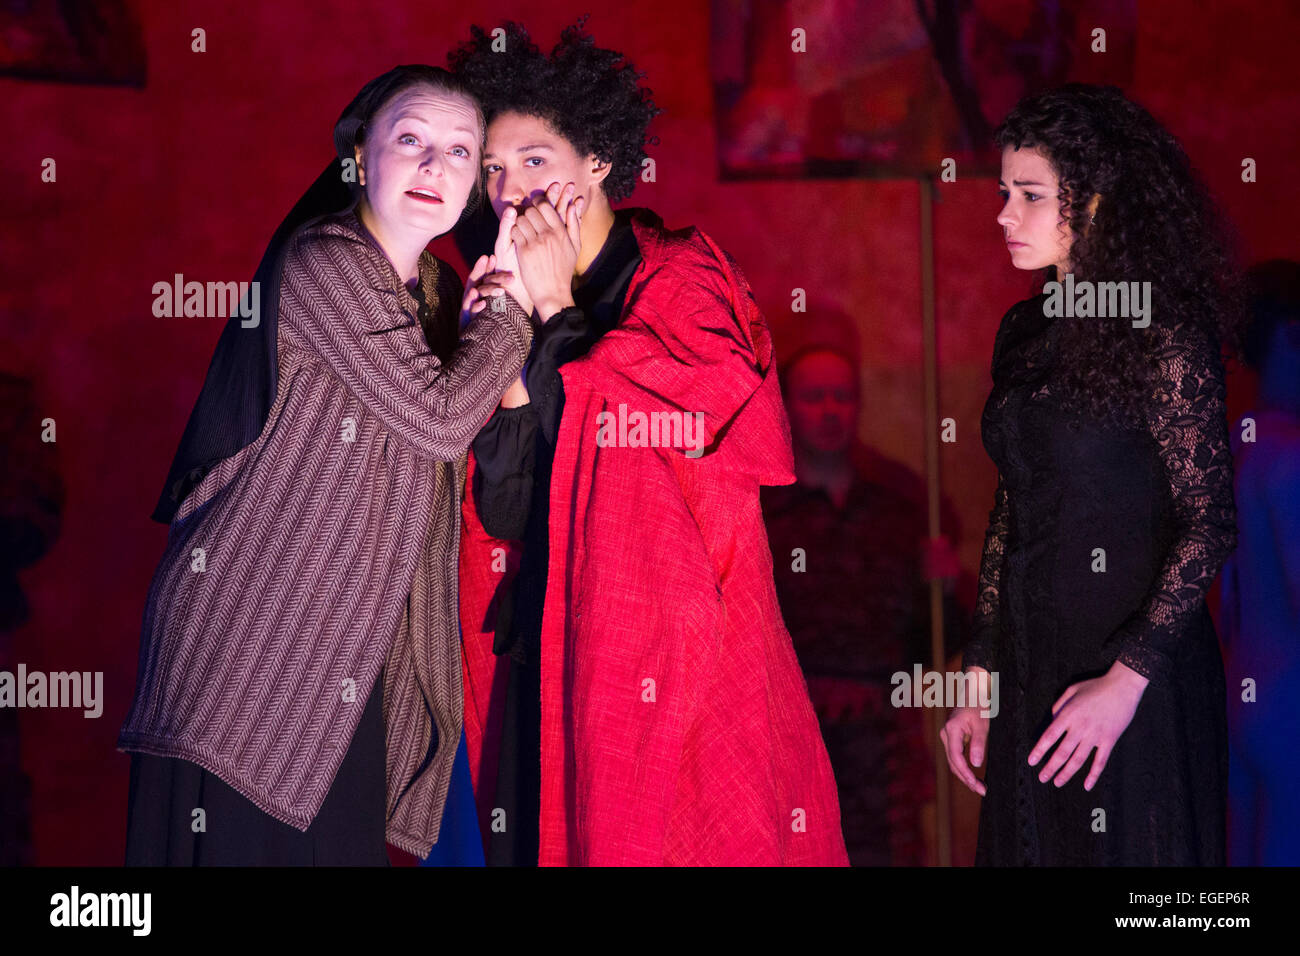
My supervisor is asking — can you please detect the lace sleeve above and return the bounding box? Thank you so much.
[963,472,1009,672]
[1106,322,1238,685]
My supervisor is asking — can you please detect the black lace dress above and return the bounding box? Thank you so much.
[962,293,1236,865]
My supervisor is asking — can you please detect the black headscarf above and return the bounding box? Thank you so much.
[152,65,480,523]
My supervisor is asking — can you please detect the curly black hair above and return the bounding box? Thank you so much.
[995,83,1245,429]
[448,18,660,203]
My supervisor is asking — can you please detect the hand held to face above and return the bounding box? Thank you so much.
[477,207,534,318]
[511,181,583,323]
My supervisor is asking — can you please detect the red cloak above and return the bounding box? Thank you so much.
[460,210,848,865]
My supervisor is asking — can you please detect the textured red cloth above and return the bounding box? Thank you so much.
[461,211,847,865]
[459,450,516,838]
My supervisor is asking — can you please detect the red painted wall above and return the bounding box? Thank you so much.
[2,0,1296,864]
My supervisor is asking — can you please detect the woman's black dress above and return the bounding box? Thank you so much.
[963,294,1235,866]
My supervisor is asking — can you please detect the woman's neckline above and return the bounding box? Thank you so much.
[340,208,425,293]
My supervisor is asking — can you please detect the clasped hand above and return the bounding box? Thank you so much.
[468,181,583,324]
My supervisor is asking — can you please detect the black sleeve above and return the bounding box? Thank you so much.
[472,403,539,540]
[470,305,590,539]
[529,305,589,445]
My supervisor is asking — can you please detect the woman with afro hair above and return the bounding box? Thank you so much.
[942,84,1245,865]
[449,20,847,866]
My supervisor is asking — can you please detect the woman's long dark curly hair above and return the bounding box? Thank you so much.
[996,83,1244,429]
[448,19,660,203]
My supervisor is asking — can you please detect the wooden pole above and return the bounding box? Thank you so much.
[919,174,953,867]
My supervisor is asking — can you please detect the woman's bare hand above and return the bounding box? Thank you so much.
[940,666,992,797]
[1028,661,1148,791]
[476,205,534,318]
[511,181,582,322]
[459,253,497,324]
